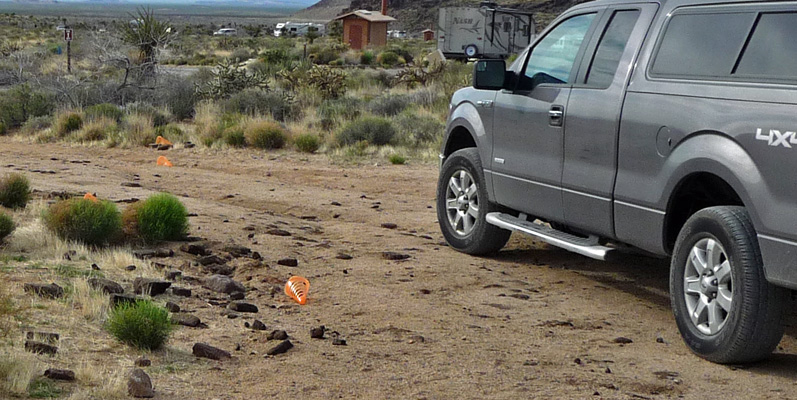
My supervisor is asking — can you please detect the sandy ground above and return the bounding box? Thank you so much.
[2,137,797,400]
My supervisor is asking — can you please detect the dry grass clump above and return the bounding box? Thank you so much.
[123,113,156,147]
[0,347,42,396]
[0,212,14,242]
[77,117,118,143]
[0,173,31,209]
[44,199,123,247]
[245,119,287,150]
[55,111,83,136]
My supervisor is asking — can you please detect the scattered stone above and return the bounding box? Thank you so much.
[202,263,235,276]
[523,359,539,366]
[205,275,246,294]
[87,278,124,294]
[184,142,196,149]
[180,243,208,256]
[44,369,75,381]
[277,258,298,267]
[133,278,172,296]
[91,263,101,271]
[172,314,201,327]
[229,292,245,301]
[266,340,293,356]
[165,302,180,313]
[267,330,288,341]
[656,334,667,344]
[223,245,251,257]
[62,250,77,261]
[252,252,262,260]
[134,249,174,259]
[310,326,325,339]
[613,337,633,344]
[128,369,154,398]
[198,255,226,266]
[193,343,231,360]
[110,294,138,307]
[332,338,347,346]
[121,182,142,188]
[336,253,353,260]
[229,302,258,313]
[251,320,267,331]
[135,358,151,367]
[381,223,398,229]
[25,341,57,355]
[26,332,59,343]
[243,225,256,231]
[509,293,530,300]
[331,201,342,206]
[125,265,137,271]
[171,287,192,297]
[266,229,291,237]
[382,252,411,261]
[164,269,182,281]
[23,283,64,299]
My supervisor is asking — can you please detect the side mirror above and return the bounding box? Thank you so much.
[473,59,507,91]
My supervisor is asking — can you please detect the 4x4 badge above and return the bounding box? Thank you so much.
[755,128,797,148]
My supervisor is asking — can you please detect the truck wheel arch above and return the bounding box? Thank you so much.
[444,126,478,158]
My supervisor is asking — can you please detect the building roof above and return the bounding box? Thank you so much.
[422,29,434,33]
[332,10,397,23]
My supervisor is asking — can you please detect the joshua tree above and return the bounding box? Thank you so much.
[119,8,175,76]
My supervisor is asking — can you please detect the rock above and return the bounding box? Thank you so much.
[202,263,235,276]
[128,369,154,398]
[223,245,251,257]
[229,292,245,301]
[310,326,325,339]
[26,332,60,343]
[25,341,57,355]
[184,142,196,149]
[243,225,256,231]
[382,252,411,261]
[251,320,267,331]
[62,250,76,261]
[193,343,231,360]
[336,253,353,260]
[126,265,137,271]
[91,263,101,271]
[165,302,180,313]
[134,249,174,259]
[172,314,201,327]
[277,258,298,267]
[87,278,124,294]
[229,302,258,313]
[110,294,138,307]
[133,278,172,296]
[171,287,192,297]
[23,283,64,299]
[198,255,226,266]
[164,269,182,281]
[656,334,667,344]
[121,182,142,188]
[267,330,288,341]
[332,338,347,346]
[613,337,634,344]
[135,358,151,367]
[330,201,342,206]
[266,229,291,237]
[180,243,208,256]
[205,275,246,294]
[381,223,398,229]
[266,340,293,356]
[44,369,75,381]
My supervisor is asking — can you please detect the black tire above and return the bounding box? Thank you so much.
[437,148,510,255]
[464,44,479,58]
[670,206,787,364]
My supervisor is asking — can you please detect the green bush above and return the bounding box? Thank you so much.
[319,97,363,121]
[44,199,122,246]
[0,212,14,242]
[360,51,374,66]
[394,112,445,147]
[245,120,287,150]
[0,173,30,209]
[337,117,396,146]
[0,84,54,129]
[154,124,185,143]
[223,89,298,122]
[84,103,123,122]
[389,154,406,165]
[0,122,6,136]
[369,94,411,117]
[223,126,246,147]
[130,193,189,242]
[55,112,83,136]
[294,134,320,153]
[106,300,173,351]
[377,51,400,67]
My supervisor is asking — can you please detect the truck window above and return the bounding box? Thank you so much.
[521,13,596,88]
[735,13,797,80]
[585,10,640,88]
[651,12,755,78]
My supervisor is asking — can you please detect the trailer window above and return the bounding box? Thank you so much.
[734,12,797,80]
[521,13,595,88]
[585,10,640,88]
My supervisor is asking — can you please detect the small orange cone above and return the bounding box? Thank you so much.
[156,156,173,167]
[155,136,173,146]
[83,192,98,202]
[285,276,310,305]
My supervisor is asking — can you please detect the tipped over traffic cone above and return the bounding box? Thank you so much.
[83,192,98,202]
[155,136,173,146]
[285,276,310,305]
[156,156,173,167]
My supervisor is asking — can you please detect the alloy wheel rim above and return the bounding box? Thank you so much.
[445,169,479,236]
[683,238,733,335]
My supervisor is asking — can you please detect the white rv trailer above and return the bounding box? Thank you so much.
[438,1,534,59]
[274,22,326,37]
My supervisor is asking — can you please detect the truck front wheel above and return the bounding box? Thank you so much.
[437,148,510,255]
[670,206,787,363]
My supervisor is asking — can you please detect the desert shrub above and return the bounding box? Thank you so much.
[0,173,30,209]
[230,48,252,62]
[0,122,6,136]
[0,212,14,242]
[126,102,169,128]
[377,51,400,67]
[78,117,117,142]
[21,115,51,135]
[222,89,298,122]
[306,65,347,100]
[309,46,341,65]
[294,134,320,153]
[44,199,122,246]
[196,58,269,98]
[223,126,246,147]
[369,94,411,116]
[360,50,374,66]
[84,103,123,122]
[194,101,224,145]
[154,124,185,143]
[161,77,197,120]
[106,300,173,350]
[389,154,406,165]
[337,116,396,146]
[0,84,54,129]
[394,111,445,147]
[126,193,189,242]
[245,120,286,150]
[318,97,363,130]
[55,112,83,136]
[124,113,156,146]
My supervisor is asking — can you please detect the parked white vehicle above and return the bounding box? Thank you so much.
[213,28,237,37]
[273,22,325,37]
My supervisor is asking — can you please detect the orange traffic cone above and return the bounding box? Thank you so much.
[285,276,310,305]
[83,192,98,202]
[156,156,173,167]
[155,136,173,146]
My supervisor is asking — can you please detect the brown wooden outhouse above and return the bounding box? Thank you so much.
[332,10,396,50]
[423,29,435,41]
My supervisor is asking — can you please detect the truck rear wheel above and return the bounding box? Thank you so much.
[670,206,787,363]
[437,148,510,255]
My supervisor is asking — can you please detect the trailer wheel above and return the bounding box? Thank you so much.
[464,44,479,58]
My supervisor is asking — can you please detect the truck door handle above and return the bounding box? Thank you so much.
[476,100,494,108]
[549,105,564,127]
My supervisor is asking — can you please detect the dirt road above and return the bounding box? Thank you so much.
[2,137,797,400]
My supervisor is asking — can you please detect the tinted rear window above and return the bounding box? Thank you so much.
[651,13,754,78]
[735,13,797,79]
[586,10,640,87]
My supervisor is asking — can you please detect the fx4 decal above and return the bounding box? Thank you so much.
[756,128,797,148]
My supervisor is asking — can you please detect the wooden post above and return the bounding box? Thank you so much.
[67,40,71,74]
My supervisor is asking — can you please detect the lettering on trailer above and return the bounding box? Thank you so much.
[756,128,797,148]
[453,18,474,24]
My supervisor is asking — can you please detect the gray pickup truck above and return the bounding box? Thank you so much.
[437,0,797,364]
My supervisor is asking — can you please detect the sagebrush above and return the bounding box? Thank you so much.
[0,173,30,209]
[106,300,173,350]
[44,199,122,246]
[0,212,14,242]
